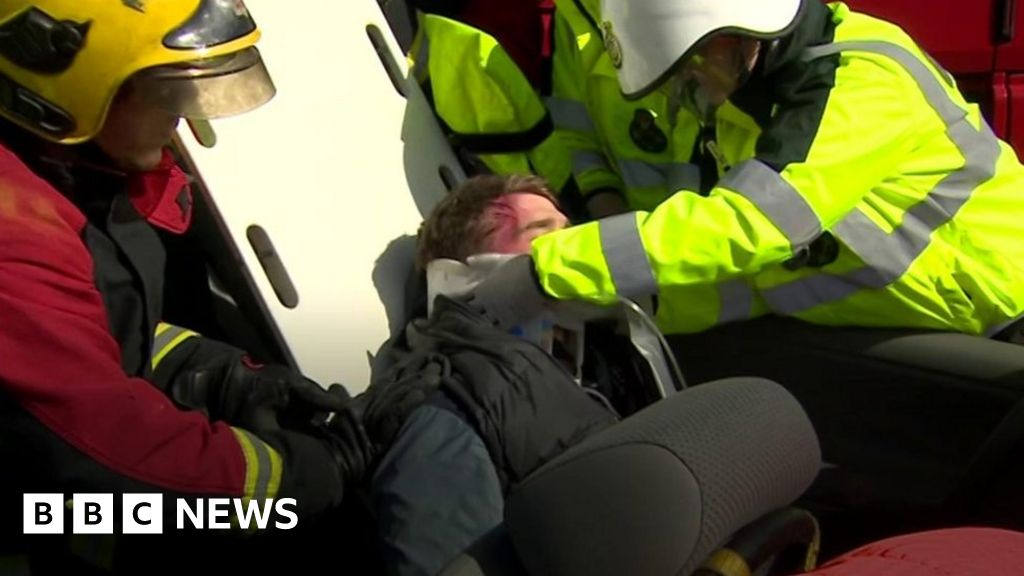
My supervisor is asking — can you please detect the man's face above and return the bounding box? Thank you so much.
[683,36,754,104]
[663,35,761,121]
[95,83,181,172]
[483,192,568,254]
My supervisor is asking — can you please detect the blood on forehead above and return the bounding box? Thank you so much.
[480,192,561,254]
[483,197,522,254]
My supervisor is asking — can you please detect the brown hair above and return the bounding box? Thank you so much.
[416,173,556,269]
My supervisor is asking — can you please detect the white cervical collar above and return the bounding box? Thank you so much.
[425,255,585,379]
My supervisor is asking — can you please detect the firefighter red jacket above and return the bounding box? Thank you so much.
[0,135,344,546]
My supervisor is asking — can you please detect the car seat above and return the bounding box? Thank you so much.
[667,317,1024,554]
[438,377,823,576]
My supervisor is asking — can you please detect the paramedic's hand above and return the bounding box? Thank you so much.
[465,254,550,330]
[586,188,630,219]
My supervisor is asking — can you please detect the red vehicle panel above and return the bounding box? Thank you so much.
[995,0,1024,68]
[844,0,1024,157]
[843,0,997,73]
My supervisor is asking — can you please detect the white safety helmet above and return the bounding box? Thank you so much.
[599,0,806,98]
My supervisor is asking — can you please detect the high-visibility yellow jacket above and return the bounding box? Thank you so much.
[532,2,1024,336]
[551,0,704,212]
[410,12,572,191]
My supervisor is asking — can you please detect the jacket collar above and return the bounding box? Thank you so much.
[0,121,193,234]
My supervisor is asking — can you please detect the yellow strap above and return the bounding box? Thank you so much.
[700,548,752,576]
[804,517,822,571]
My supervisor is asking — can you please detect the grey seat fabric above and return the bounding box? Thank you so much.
[666,317,1024,551]
[440,377,821,576]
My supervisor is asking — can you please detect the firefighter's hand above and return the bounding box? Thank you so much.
[177,356,347,432]
[464,254,550,330]
[316,404,375,488]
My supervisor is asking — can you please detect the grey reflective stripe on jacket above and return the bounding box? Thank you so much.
[599,213,658,297]
[710,157,820,322]
[151,324,193,362]
[547,96,596,133]
[599,212,759,322]
[762,41,1000,314]
[619,158,702,194]
[150,323,198,372]
[231,428,279,502]
[718,159,822,251]
[717,279,756,324]
[571,150,612,177]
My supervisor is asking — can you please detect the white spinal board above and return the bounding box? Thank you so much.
[175,0,464,392]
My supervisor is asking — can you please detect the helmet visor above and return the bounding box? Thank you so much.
[601,0,803,98]
[130,46,275,119]
[664,36,759,123]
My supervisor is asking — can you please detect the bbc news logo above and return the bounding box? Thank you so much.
[23,494,298,534]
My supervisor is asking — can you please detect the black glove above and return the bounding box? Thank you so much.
[465,254,550,330]
[315,401,376,488]
[350,357,448,455]
[173,354,348,433]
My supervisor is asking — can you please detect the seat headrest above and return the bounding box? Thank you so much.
[505,377,821,576]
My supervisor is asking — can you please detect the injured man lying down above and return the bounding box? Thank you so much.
[368,174,670,576]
